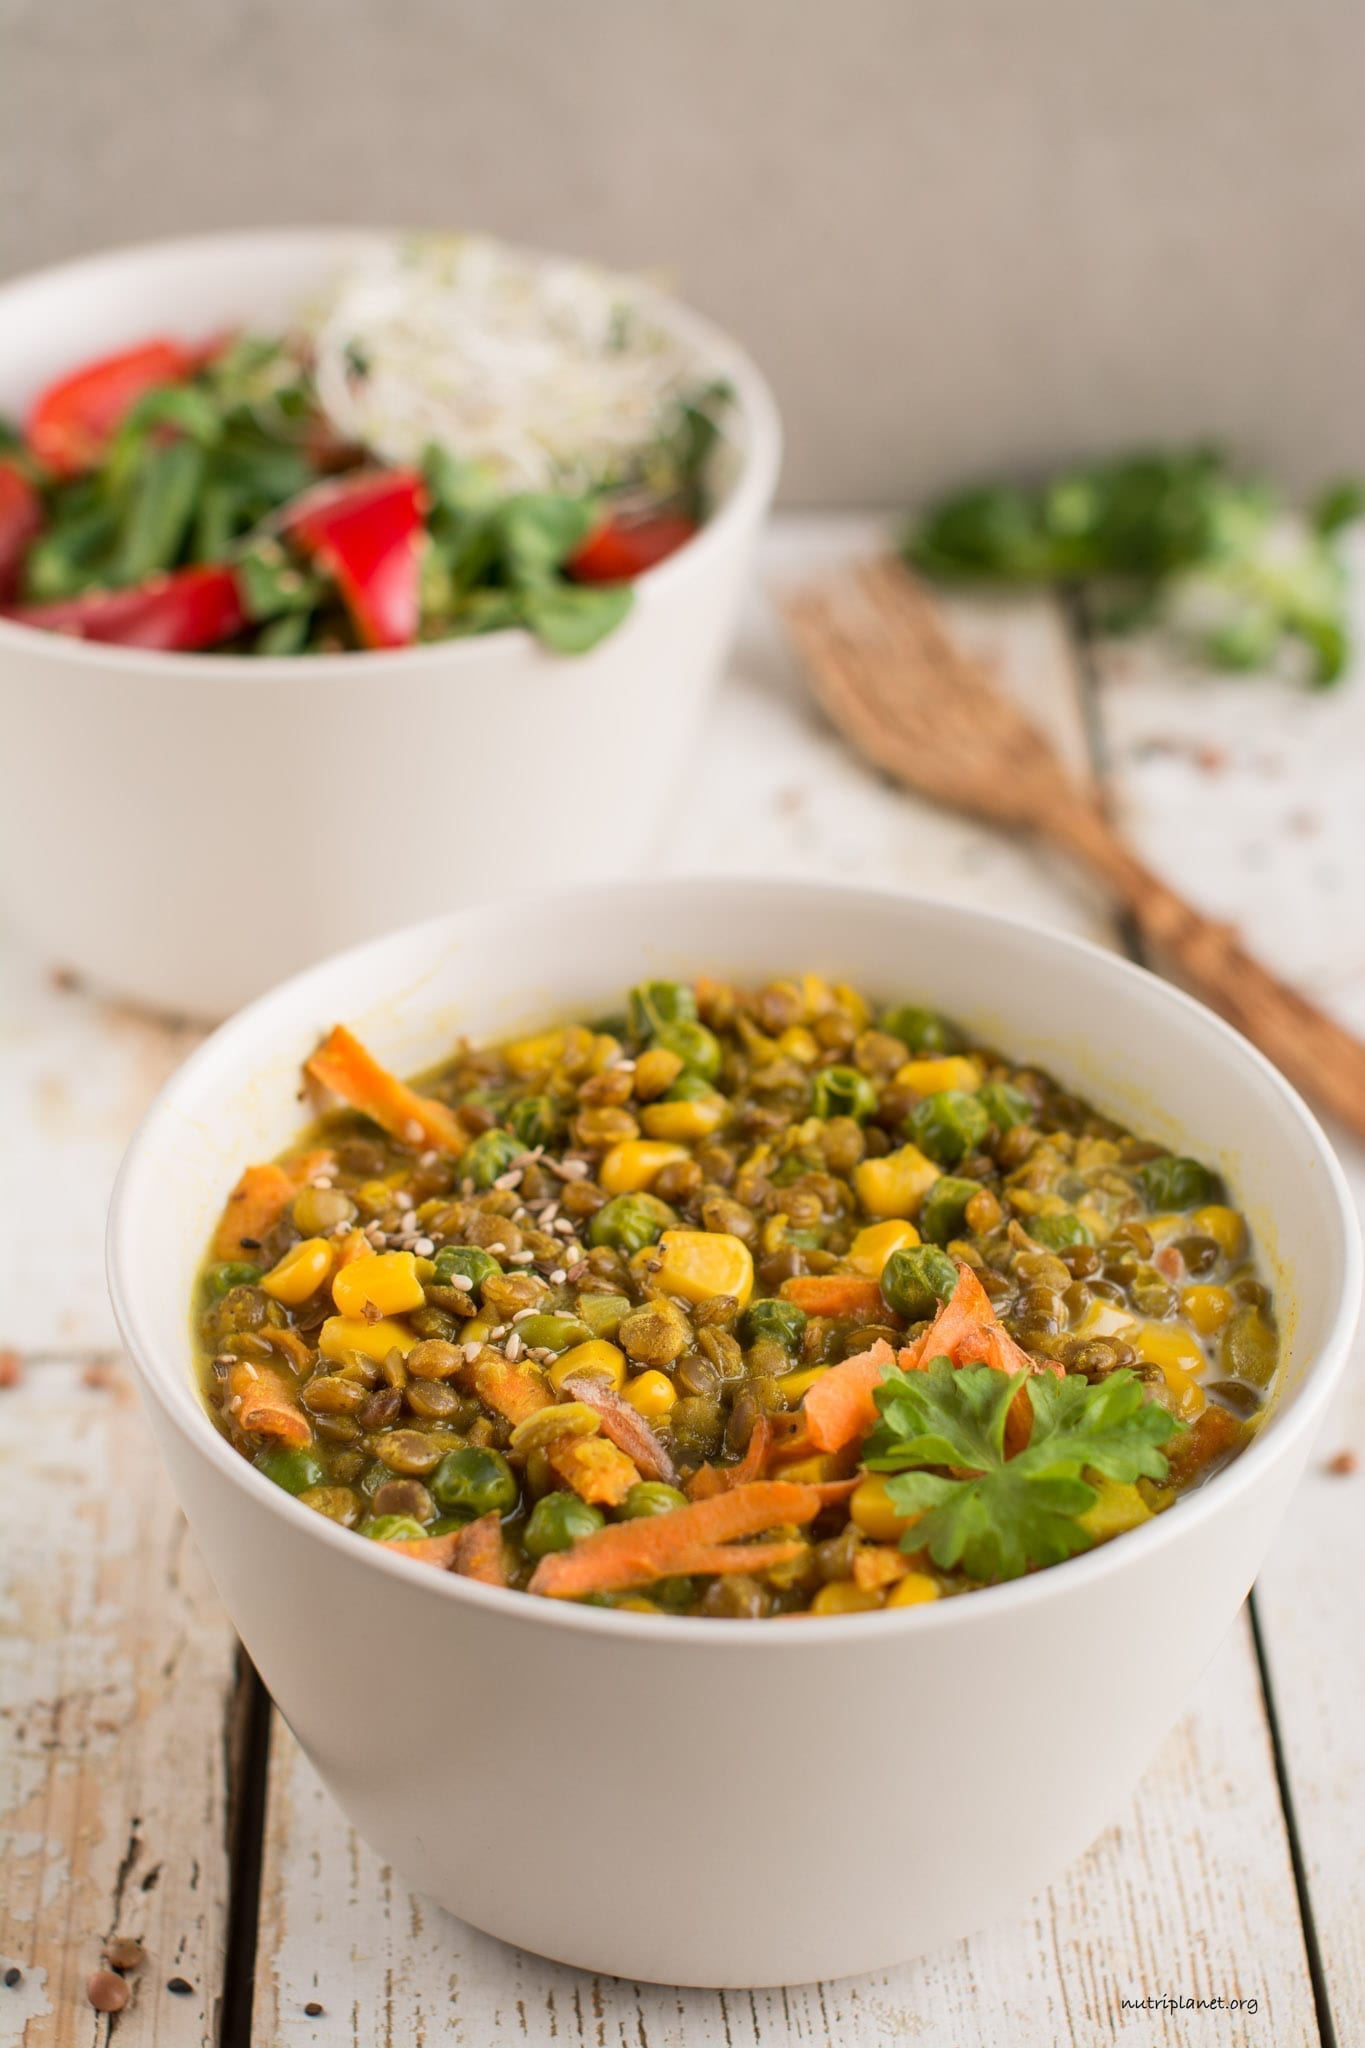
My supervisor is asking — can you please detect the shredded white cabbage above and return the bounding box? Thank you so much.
[310,236,707,491]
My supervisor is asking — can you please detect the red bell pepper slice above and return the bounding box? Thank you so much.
[568,512,697,584]
[284,469,425,650]
[4,564,246,651]
[27,339,199,477]
[0,461,43,602]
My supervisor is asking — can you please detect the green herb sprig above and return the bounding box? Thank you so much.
[862,1359,1183,1583]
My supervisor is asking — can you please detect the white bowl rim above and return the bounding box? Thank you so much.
[107,876,1362,1648]
[0,225,782,681]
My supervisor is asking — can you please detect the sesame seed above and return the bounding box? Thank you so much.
[404,1120,425,1144]
[550,1268,567,1284]
[394,1191,414,1211]
[539,1204,560,1226]
[493,1168,523,1191]
[505,1334,523,1362]
[553,1218,575,1236]
[463,1341,483,1361]
[447,1274,474,1292]
[419,1150,439,1167]
[508,1249,535,1265]
[413,1236,435,1257]
[311,1174,334,1189]
[511,1307,536,1322]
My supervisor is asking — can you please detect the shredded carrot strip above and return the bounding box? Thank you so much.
[803,1340,896,1453]
[1165,1403,1242,1487]
[547,1434,640,1506]
[780,1273,888,1320]
[379,1511,507,1584]
[529,1480,823,1598]
[559,1373,680,1484]
[212,1149,335,1259]
[687,1413,773,1500]
[463,1350,553,1424]
[305,1024,466,1155]
[853,1546,911,1592]
[228,1361,312,1447]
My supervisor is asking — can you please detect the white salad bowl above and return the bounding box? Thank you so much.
[0,231,780,1019]
[107,879,1360,1988]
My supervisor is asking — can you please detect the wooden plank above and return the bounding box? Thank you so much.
[253,537,1318,2044]
[253,1615,1310,2048]
[1088,602,1365,2043]
[0,1359,239,2047]
[0,949,203,1356]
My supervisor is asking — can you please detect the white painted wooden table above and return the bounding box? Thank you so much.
[2,516,1362,2048]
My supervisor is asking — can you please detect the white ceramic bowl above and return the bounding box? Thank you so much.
[0,232,780,1020]
[107,880,1360,1987]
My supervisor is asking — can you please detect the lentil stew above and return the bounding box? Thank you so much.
[195,974,1280,1615]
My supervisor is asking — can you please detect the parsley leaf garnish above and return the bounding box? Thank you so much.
[861,1359,1184,1583]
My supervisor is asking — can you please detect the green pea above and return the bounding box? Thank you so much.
[651,1575,698,1610]
[206,1260,263,1297]
[880,1245,959,1321]
[460,1128,525,1190]
[651,1019,721,1081]
[432,1244,501,1295]
[628,980,698,1039]
[1137,1155,1223,1211]
[254,1446,326,1496]
[508,1094,562,1149]
[906,1089,991,1167]
[1027,1212,1093,1251]
[431,1446,518,1519]
[739,1297,808,1353]
[663,1071,717,1103]
[524,1491,605,1557]
[516,1313,593,1353]
[362,1514,430,1542]
[1220,1305,1279,1388]
[918,1176,981,1244]
[620,1482,689,1519]
[977,1081,1033,1133]
[588,1192,676,1254]
[811,1064,878,1122]
[575,1291,632,1338]
[881,1005,960,1054]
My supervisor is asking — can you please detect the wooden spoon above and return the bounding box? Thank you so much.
[780,555,1365,1140]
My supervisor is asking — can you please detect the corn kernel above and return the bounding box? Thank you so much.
[640,1094,728,1142]
[777,1026,821,1066]
[332,1250,426,1319]
[623,1369,677,1418]
[318,1315,417,1365]
[811,1579,884,1615]
[590,1033,624,1074]
[848,1218,920,1277]
[893,1056,981,1096]
[832,983,871,1030]
[632,1046,685,1100]
[1133,1322,1207,1420]
[849,1473,919,1542]
[885,1572,940,1607]
[1191,1205,1247,1260]
[779,1452,848,1485]
[599,1139,691,1197]
[853,1144,940,1219]
[648,1228,754,1309]
[548,1339,627,1394]
[776,1364,829,1404]
[798,974,835,1019]
[260,1235,333,1305]
[504,1025,594,1079]
[1077,1477,1152,1541]
[1182,1284,1235,1337]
